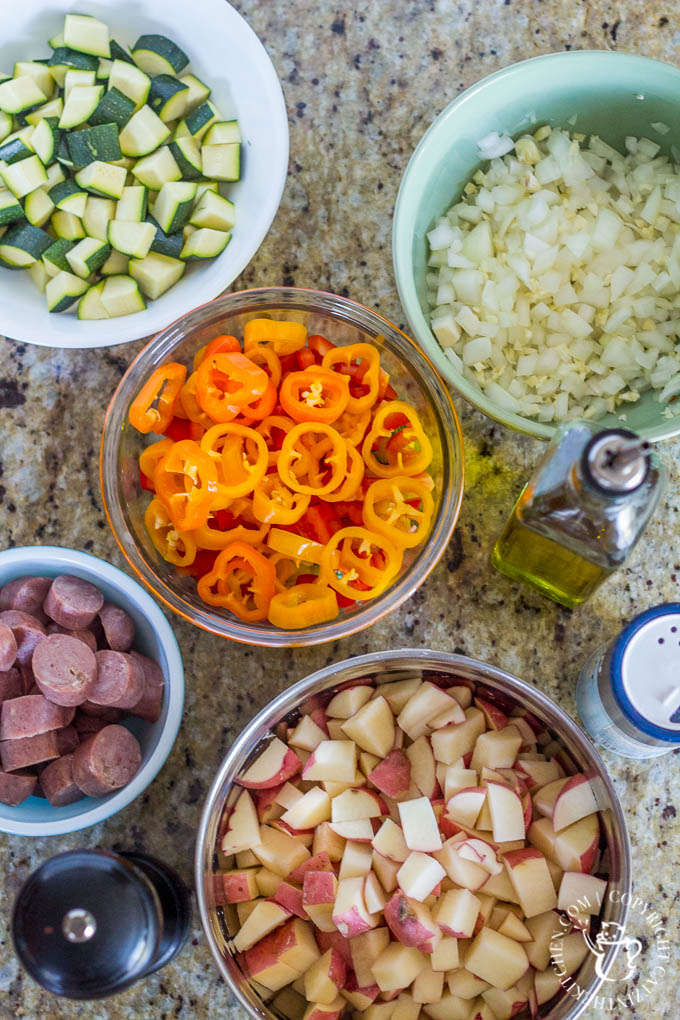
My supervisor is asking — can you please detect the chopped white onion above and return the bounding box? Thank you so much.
[427,126,680,419]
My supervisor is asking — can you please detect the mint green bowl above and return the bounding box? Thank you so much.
[393,51,680,440]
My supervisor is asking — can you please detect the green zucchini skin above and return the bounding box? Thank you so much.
[67,123,122,167]
[146,215,184,258]
[132,35,189,75]
[89,87,135,128]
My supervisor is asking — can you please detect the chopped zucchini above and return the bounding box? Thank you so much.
[189,189,235,232]
[0,76,47,115]
[97,59,112,81]
[46,269,89,311]
[204,120,241,146]
[108,219,156,258]
[49,31,66,50]
[49,178,87,216]
[66,236,111,278]
[13,62,54,101]
[64,14,111,59]
[1,154,47,198]
[129,250,185,298]
[48,48,99,87]
[26,97,64,126]
[83,196,116,241]
[0,110,11,143]
[119,104,170,157]
[180,226,230,260]
[63,69,96,97]
[0,188,25,226]
[77,280,109,319]
[146,215,183,258]
[0,222,52,266]
[131,35,189,76]
[194,181,219,203]
[152,180,197,234]
[56,134,75,168]
[51,210,85,240]
[178,73,210,113]
[58,85,104,129]
[28,258,49,292]
[0,134,34,165]
[132,146,181,190]
[116,185,147,221]
[45,162,66,188]
[67,123,121,166]
[42,237,75,275]
[168,135,202,179]
[108,60,150,112]
[200,142,240,182]
[110,41,134,65]
[100,274,146,316]
[31,116,61,165]
[149,75,190,123]
[75,160,127,199]
[25,187,55,227]
[89,87,135,128]
[182,100,219,141]
[100,249,129,275]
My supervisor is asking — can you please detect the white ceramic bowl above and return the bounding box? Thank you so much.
[0,545,184,836]
[0,0,289,348]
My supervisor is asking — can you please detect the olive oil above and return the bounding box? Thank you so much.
[491,423,664,608]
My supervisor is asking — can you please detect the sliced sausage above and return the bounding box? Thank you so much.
[0,730,60,771]
[129,651,165,723]
[32,634,97,707]
[40,754,84,807]
[73,713,110,735]
[0,695,72,741]
[47,623,97,653]
[79,702,125,722]
[56,725,80,755]
[0,577,52,617]
[0,621,17,672]
[72,725,142,797]
[0,611,46,667]
[43,575,104,630]
[89,651,144,710]
[98,604,135,652]
[0,668,22,703]
[0,768,37,806]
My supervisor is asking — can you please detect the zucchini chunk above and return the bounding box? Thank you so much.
[168,135,202,179]
[89,87,135,128]
[66,236,111,278]
[64,14,111,59]
[51,210,85,240]
[58,84,104,129]
[83,196,117,241]
[203,120,241,146]
[108,60,151,111]
[26,97,64,126]
[0,76,47,115]
[116,185,148,222]
[108,219,156,259]
[24,187,55,227]
[100,249,129,276]
[42,237,75,275]
[100,274,147,316]
[132,147,181,190]
[153,180,197,234]
[31,116,62,165]
[45,269,89,311]
[131,35,189,76]
[149,75,190,123]
[67,123,121,166]
[77,280,110,319]
[146,215,183,259]
[189,189,235,232]
[1,154,47,198]
[129,250,185,298]
[119,104,170,157]
[75,160,127,199]
[0,222,52,267]
[200,142,240,182]
[180,226,231,260]
[0,189,25,226]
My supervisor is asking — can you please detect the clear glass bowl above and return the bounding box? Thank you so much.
[100,288,464,646]
[194,649,632,1020]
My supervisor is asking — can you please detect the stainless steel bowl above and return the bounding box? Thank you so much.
[195,649,632,1020]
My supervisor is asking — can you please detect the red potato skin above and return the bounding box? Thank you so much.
[383,892,437,949]
[304,1005,343,1020]
[368,749,411,799]
[289,852,335,883]
[272,882,308,919]
[236,745,302,790]
[343,971,380,1002]
[220,872,256,904]
[309,707,330,736]
[243,918,305,978]
[303,870,337,906]
[474,697,509,731]
[255,783,285,822]
[326,948,348,990]
[316,930,353,967]
[272,818,314,839]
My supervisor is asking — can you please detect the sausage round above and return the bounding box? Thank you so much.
[43,575,104,630]
[0,730,60,771]
[98,604,135,652]
[0,768,37,806]
[89,651,144,710]
[0,695,72,741]
[32,634,97,707]
[78,702,125,722]
[0,621,17,672]
[56,724,80,755]
[129,651,165,723]
[0,669,23,703]
[47,623,97,653]
[73,713,110,735]
[40,754,84,807]
[0,577,52,617]
[72,725,142,797]
[0,611,46,667]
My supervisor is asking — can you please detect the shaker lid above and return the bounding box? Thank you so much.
[611,603,680,741]
[582,429,650,494]
[12,850,161,999]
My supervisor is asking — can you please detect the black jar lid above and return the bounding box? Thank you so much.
[12,849,162,1000]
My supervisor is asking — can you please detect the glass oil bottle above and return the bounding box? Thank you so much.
[491,422,664,608]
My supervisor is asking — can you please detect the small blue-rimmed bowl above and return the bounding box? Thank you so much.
[0,546,184,837]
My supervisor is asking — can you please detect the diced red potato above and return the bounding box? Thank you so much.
[0,767,38,805]
[39,754,83,806]
[215,869,260,904]
[304,948,347,1006]
[98,603,135,651]
[71,724,142,797]
[88,650,145,710]
[43,574,104,630]
[237,737,302,790]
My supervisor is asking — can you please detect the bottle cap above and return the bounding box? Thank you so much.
[582,429,650,494]
[611,603,680,741]
[12,850,162,999]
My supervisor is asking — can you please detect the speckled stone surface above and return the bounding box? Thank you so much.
[1,1,679,1018]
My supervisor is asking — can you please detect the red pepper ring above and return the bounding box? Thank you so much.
[195,352,268,421]
[153,440,219,531]
[129,362,187,435]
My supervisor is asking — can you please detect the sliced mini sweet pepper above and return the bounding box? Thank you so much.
[243,318,307,356]
[129,363,187,435]
[256,415,296,467]
[153,440,219,531]
[193,333,241,370]
[139,438,174,484]
[196,352,268,420]
[322,343,381,413]
[279,368,350,425]
[324,442,365,502]
[246,344,282,390]
[144,497,197,566]
[200,423,269,500]
[363,476,435,548]
[334,405,372,446]
[252,476,311,525]
[196,541,275,621]
[193,516,270,550]
[179,371,215,431]
[267,582,339,629]
[320,526,402,601]
[277,422,347,496]
[266,527,325,565]
[362,400,433,477]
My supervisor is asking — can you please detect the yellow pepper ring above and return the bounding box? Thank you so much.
[267,583,339,629]
[200,423,268,499]
[193,520,270,550]
[320,526,403,601]
[243,318,307,356]
[363,476,435,549]
[361,399,433,478]
[266,527,325,565]
[252,476,311,525]
[277,422,347,496]
[144,498,197,567]
[324,442,365,502]
[139,438,174,481]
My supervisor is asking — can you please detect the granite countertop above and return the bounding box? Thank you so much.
[1,1,679,1017]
